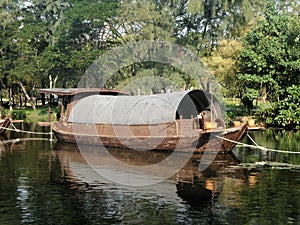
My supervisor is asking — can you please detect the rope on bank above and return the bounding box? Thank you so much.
[214,134,300,154]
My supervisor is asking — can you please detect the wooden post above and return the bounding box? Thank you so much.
[50,123,53,142]
[61,96,65,117]
[48,106,51,123]
[48,94,52,123]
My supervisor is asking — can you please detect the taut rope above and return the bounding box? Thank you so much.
[2,122,53,136]
[214,134,300,154]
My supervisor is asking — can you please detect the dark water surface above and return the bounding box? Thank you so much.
[0,123,300,225]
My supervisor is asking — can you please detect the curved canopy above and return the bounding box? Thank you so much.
[68,90,209,125]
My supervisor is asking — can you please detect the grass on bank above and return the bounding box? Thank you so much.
[1,106,59,122]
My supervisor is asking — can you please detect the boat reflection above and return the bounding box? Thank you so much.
[53,143,248,207]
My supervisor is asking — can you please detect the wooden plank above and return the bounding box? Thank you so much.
[248,126,265,131]
[38,122,51,126]
[11,120,24,123]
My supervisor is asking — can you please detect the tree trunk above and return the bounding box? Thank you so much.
[53,75,58,88]
[0,79,5,116]
[49,75,58,88]
[49,75,53,89]
[18,80,36,110]
[0,88,2,119]
[9,88,13,111]
[19,94,22,107]
[41,93,45,105]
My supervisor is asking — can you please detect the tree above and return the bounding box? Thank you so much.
[0,2,50,110]
[238,1,300,102]
[260,85,300,129]
[50,0,119,87]
[110,0,186,91]
[37,0,71,46]
[203,39,242,97]
[0,0,18,29]
[238,1,300,128]
[116,0,175,43]
[178,0,266,55]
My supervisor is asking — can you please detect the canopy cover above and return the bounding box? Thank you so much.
[68,90,209,125]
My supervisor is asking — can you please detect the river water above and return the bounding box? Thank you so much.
[0,123,299,225]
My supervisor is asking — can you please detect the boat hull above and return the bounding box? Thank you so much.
[51,121,248,153]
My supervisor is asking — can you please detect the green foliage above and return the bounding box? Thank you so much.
[224,98,245,125]
[0,0,299,128]
[109,60,200,92]
[258,85,300,129]
[116,0,175,43]
[5,107,58,122]
[242,88,259,102]
[50,0,119,87]
[238,2,300,101]
[0,0,274,94]
[238,1,300,128]
[182,0,265,55]
[203,40,242,97]
[0,0,119,94]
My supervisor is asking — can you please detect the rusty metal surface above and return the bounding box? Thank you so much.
[68,90,209,125]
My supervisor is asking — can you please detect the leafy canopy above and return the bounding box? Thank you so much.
[238,1,300,101]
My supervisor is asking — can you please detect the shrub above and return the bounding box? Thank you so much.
[259,85,300,129]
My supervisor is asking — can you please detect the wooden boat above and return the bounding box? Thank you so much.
[38,88,248,153]
[0,117,11,134]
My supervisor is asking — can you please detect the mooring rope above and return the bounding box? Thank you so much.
[0,137,54,144]
[2,122,53,136]
[246,133,259,147]
[237,161,300,170]
[214,134,300,154]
